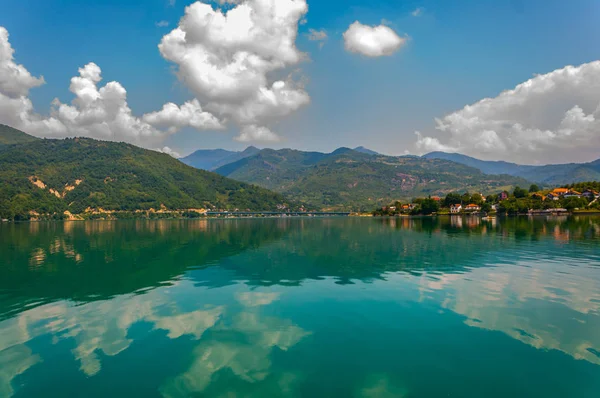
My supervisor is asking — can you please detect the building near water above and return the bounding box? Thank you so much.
[450,204,462,214]
[464,204,481,212]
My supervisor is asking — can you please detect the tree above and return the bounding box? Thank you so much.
[563,197,588,211]
[420,198,440,215]
[529,184,540,193]
[443,193,462,207]
[513,186,527,198]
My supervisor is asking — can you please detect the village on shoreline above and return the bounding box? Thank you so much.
[3,183,600,223]
[374,183,600,217]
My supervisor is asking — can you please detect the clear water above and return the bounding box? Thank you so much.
[1,216,599,397]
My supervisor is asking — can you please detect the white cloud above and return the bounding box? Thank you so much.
[0,26,221,147]
[155,20,170,28]
[0,27,45,97]
[235,125,280,142]
[411,7,424,17]
[415,61,600,164]
[168,0,176,6]
[307,28,328,49]
[143,99,224,134]
[158,0,310,142]
[343,21,406,57]
[157,146,181,158]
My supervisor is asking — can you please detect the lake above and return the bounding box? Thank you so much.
[1,216,599,397]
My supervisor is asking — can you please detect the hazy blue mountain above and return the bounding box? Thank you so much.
[181,146,260,170]
[353,146,379,155]
[423,151,600,185]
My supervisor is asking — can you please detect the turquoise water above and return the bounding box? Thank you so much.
[1,216,600,397]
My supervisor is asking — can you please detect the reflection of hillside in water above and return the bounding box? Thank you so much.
[2,217,599,305]
[200,216,600,287]
[0,219,290,318]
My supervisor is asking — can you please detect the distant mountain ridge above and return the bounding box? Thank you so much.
[212,147,529,211]
[353,146,379,155]
[181,146,260,170]
[423,151,600,185]
[181,145,379,170]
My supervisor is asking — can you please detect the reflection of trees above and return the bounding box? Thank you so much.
[207,217,599,286]
[380,215,600,243]
[2,216,599,308]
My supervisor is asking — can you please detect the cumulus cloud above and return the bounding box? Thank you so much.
[415,61,600,164]
[307,28,328,49]
[0,26,221,147]
[0,27,45,97]
[343,21,406,57]
[158,0,310,142]
[235,125,280,142]
[143,99,224,134]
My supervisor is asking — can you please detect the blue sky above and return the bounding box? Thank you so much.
[1,0,599,163]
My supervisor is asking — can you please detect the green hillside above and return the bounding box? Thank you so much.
[0,124,39,148]
[215,148,530,211]
[0,136,298,220]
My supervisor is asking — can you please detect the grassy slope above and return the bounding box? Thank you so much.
[0,137,296,217]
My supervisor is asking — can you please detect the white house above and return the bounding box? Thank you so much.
[464,204,481,212]
[450,204,462,214]
[582,189,599,199]
[563,190,582,198]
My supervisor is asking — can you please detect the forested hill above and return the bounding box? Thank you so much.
[214,148,530,211]
[0,136,296,220]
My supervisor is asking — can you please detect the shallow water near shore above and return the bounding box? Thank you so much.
[1,216,600,397]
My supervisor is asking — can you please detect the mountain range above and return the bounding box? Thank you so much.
[181,146,380,171]
[3,122,598,217]
[212,147,528,211]
[422,152,600,185]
